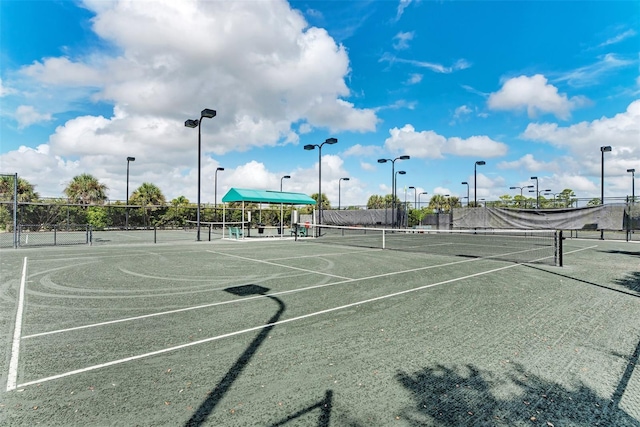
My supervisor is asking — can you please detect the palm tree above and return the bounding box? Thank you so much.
[130,183,166,227]
[64,174,108,205]
[429,194,448,213]
[0,176,39,202]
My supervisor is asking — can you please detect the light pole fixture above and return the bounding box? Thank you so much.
[474,161,485,207]
[600,146,612,207]
[185,108,217,241]
[529,189,551,207]
[280,175,291,192]
[461,181,469,207]
[280,175,291,236]
[628,168,636,204]
[214,167,225,220]
[338,177,350,210]
[408,186,417,209]
[378,155,410,227]
[419,192,428,209]
[510,185,534,208]
[126,156,135,230]
[395,170,406,225]
[305,137,338,233]
[530,176,539,209]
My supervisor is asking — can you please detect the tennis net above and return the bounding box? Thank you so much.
[304,224,563,266]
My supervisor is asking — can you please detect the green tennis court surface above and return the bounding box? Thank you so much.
[1,237,639,426]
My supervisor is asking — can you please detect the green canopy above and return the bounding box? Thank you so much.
[221,188,316,205]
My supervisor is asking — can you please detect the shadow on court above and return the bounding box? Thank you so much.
[184,284,287,427]
[524,264,640,298]
[396,363,639,426]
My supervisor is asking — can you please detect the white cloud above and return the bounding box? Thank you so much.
[521,99,640,179]
[380,54,471,74]
[488,74,588,120]
[453,105,472,119]
[406,73,422,85]
[16,0,378,148]
[360,161,376,171]
[395,0,412,21]
[598,29,637,48]
[15,105,53,129]
[554,54,635,87]
[0,78,17,97]
[497,154,558,173]
[393,31,414,50]
[384,124,508,159]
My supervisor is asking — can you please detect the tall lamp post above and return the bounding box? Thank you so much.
[185,108,216,241]
[510,185,534,208]
[408,186,417,210]
[338,177,350,210]
[529,189,551,208]
[214,167,224,221]
[600,146,612,240]
[419,192,428,209]
[280,175,291,236]
[628,168,636,204]
[474,161,485,207]
[378,155,410,227]
[305,138,338,235]
[461,181,469,207]
[395,170,406,227]
[530,176,539,208]
[126,156,135,230]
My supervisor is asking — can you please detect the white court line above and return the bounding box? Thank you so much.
[23,253,478,339]
[23,243,588,340]
[207,249,354,280]
[13,245,597,389]
[7,257,28,391]
[15,261,522,389]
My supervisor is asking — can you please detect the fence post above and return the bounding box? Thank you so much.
[88,226,92,245]
[54,225,57,246]
[154,225,157,244]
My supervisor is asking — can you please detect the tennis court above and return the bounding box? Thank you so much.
[1,233,639,426]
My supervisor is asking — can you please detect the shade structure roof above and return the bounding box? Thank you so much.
[221,188,316,205]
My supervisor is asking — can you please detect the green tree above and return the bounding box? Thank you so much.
[429,195,449,212]
[367,194,399,209]
[129,183,167,227]
[0,176,39,202]
[64,174,108,205]
[587,198,601,206]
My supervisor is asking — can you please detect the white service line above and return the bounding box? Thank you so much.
[206,249,354,280]
[7,257,28,391]
[23,243,577,340]
[16,261,522,390]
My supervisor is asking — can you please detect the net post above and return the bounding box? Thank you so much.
[154,225,157,244]
[54,224,57,246]
[382,229,386,249]
[556,230,563,267]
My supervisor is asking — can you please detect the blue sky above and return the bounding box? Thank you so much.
[1,0,638,207]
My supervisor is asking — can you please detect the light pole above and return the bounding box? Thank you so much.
[600,146,612,239]
[395,170,406,227]
[305,138,338,234]
[419,192,428,209]
[529,189,551,208]
[185,108,217,241]
[408,186,417,210]
[126,156,135,230]
[474,161,485,207]
[378,155,410,227]
[338,177,350,210]
[214,167,224,221]
[461,181,469,207]
[510,185,534,208]
[544,192,559,208]
[628,168,636,204]
[280,175,291,236]
[530,176,539,209]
